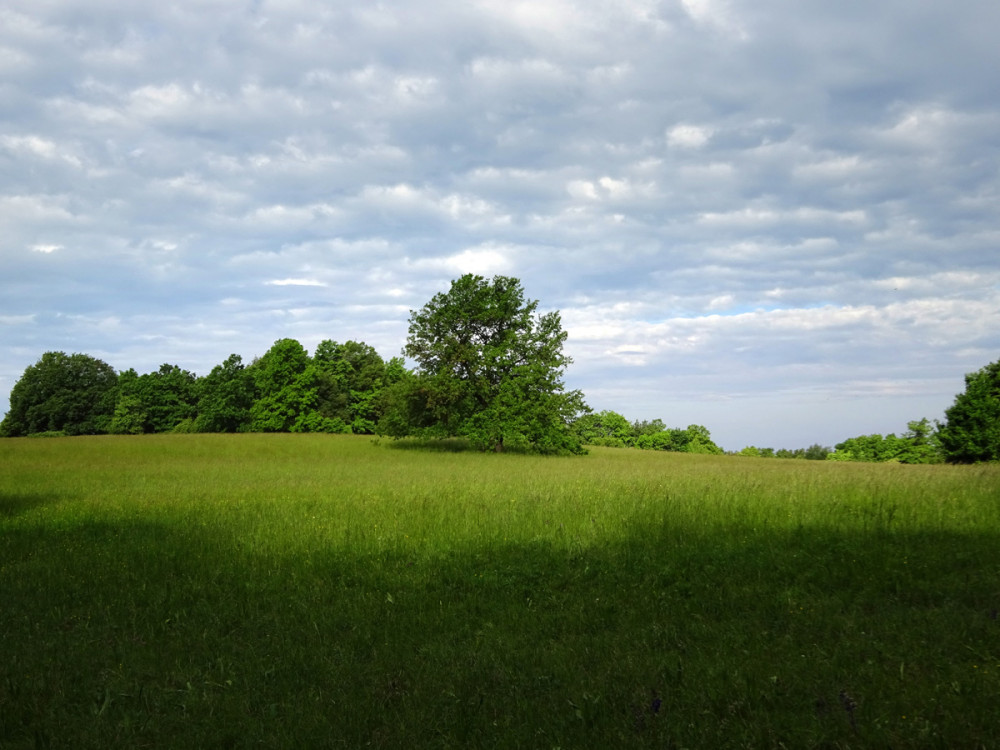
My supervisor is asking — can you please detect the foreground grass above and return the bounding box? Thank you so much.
[1,435,998,748]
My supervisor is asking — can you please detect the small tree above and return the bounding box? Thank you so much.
[938,358,1000,463]
[383,274,587,454]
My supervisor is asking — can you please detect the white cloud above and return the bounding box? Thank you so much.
[680,0,747,38]
[667,124,713,149]
[266,279,328,287]
[416,246,514,277]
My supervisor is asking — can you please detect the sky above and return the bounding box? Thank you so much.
[2,0,999,451]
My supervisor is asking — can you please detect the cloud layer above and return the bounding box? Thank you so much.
[2,0,998,449]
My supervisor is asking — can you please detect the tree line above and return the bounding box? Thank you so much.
[0,339,403,439]
[2,275,997,462]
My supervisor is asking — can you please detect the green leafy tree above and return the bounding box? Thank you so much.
[249,339,347,433]
[194,354,254,433]
[110,364,198,433]
[829,433,893,462]
[828,423,939,463]
[1,352,117,436]
[145,364,198,432]
[634,424,722,454]
[684,424,723,454]
[804,443,831,460]
[109,369,146,434]
[573,410,633,447]
[313,340,388,433]
[376,366,438,439]
[899,418,941,464]
[937,358,1000,463]
[384,274,587,454]
[631,418,666,437]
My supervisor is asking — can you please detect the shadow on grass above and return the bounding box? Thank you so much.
[0,492,63,519]
[376,437,550,455]
[2,515,999,749]
[377,436,475,453]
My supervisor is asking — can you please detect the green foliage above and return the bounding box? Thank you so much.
[170,417,198,434]
[635,424,723,454]
[109,390,146,435]
[631,418,666,437]
[572,410,633,447]
[571,414,723,455]
[938,358,1000,463]
[194,354,254,433]
[313,340,388,433]
[110,364,198,434]
[0,351,117,436]
[830,419,941,463]
[804,443,831,460]
[386,274,587,454]
[741,445,830,460]
[248,339,345,433]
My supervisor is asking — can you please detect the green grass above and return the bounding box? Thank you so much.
[1,435,998,748]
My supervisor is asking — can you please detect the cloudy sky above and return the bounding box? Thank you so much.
[2,0,999,450]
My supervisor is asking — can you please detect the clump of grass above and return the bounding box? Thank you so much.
[1,435,998,748]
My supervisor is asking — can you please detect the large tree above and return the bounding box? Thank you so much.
[937,358,1000,463]
[1,352,117,436]
[382,274,587,454]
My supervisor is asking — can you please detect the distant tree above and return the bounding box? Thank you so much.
[573,410,633,447]
[937,358,1000,463]
[828,423,939,463]
[804,443,831,461]
[382,274,587,454]
[829,434,892,462]
[194,354,254,433]
[684,424,723,454]
[636,424,722,454]
[899,419,941,464]
[631,418,666,437]
[738,446,775,458]
[109,364,198,434]
[249,339,347,433]
[1,352,117,436]
[109,369,146,434]
[313,340,388,434]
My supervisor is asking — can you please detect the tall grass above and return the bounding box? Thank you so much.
[1,435,998,748]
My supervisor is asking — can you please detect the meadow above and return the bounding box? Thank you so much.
[1,434,998,749]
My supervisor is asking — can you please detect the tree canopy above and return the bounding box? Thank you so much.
[380,274,588,454]
[937,358,1000,463]
[0,352,117,437]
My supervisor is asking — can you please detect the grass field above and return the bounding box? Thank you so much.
[1,434,998,748]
